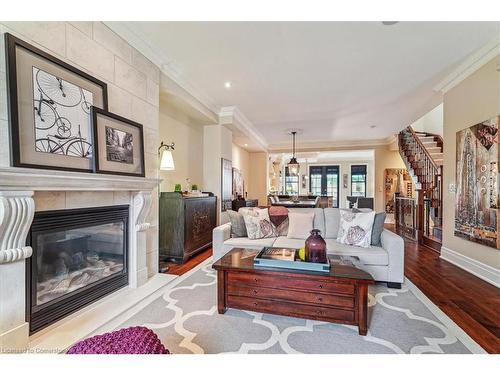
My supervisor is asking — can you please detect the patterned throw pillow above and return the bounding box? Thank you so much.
[241,208,275,239]
[337,209,376,248]
[268,206,289,236]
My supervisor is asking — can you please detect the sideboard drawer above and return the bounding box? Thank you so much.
[227,284,355,309]
[227,272,355,295]
[227,295,355,322]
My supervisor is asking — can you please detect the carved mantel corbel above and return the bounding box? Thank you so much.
[129,191,152,288]
[0,191,35,264]
[133,191,152,232]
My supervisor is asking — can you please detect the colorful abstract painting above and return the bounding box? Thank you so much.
[455,116,499,249]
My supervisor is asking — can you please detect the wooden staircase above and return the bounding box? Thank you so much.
[398,126,443,251]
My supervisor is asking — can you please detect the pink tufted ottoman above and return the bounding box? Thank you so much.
[67,326,169,354]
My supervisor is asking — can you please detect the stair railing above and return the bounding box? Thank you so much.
[397,126,443,249]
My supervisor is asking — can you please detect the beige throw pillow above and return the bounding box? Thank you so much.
[337,210,376,248]
[287,212,315,239]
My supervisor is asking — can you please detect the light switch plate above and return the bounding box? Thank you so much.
[448,183,456,193]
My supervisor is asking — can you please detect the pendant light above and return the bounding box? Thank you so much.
[287,131,300,176]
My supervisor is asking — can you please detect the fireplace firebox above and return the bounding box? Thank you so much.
[27,205,129,334]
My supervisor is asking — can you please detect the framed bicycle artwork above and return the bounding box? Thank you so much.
[4,33,108,172]
[91,107,145,177]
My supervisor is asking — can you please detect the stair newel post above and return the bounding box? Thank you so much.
[415,189,425,243]
[394,192,400,231]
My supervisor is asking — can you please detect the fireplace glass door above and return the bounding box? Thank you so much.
[35,222,125,305]
[28,205,129,333]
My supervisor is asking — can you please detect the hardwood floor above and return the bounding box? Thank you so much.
[159,248,213,276]
[158,236,500,353]
[388,225,500,354]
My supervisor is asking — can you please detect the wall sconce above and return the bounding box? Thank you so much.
[158,141,175,171]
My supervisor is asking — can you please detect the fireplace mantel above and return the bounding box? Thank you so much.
[0,167,160,191]
[0,166,161,351]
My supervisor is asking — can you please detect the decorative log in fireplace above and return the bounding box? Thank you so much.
[27,205,129,334]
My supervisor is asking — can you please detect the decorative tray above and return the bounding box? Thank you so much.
[254,247,330,273]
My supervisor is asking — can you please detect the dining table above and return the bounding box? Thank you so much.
[271,200,317,208]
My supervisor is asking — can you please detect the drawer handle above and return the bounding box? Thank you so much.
[317,297,323,302]
[254,278,259,283]
[318,284,323,289]
[316,310,323,315]
[253,302,258,307]
[253,290,258,295]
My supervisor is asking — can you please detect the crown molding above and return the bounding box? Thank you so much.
[268,135,396,152]
[219,106,269,151]
[434,35,500,94]
[104,22,220,117]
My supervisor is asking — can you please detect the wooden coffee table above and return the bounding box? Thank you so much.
[212,248,375,335]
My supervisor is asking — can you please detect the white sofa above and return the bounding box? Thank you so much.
[212,207,405,288]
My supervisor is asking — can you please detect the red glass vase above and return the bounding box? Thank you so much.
[305,229,327,263]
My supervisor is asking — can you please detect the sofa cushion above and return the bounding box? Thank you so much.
[226,210,248,238]
[337,210,375,248]
[241,208,275,240]
[223,237,277,250]
[273,236,305,249]
[268,206,289,236]
[287,208,325,234]
[325,239,388,266]
[323,208,340,239]
[371,212,386,246]
[287,211,315,239]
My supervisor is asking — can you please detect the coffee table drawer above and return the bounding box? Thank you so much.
[227,285,355,309]
[227,295,355,322]
[227,272,355,295]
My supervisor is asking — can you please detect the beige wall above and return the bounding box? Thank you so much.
[203,125,234,223]
[232,143,250,196]
[0,22,161,277]
[159,101,204,192]
[248,152,268,206]
[442,56,500,270]
[411,104,444,136]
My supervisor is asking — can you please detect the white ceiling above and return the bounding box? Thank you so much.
[115,21,500,147]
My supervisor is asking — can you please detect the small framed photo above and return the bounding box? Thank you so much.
[91,107,145,177]
[5,33,108,173]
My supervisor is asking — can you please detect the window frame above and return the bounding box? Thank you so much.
[350,164,367,198]
[309,165,340,207]
[284,166,300,195]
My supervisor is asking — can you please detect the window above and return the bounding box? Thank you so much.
[309,166,340,207]
[284,167,299,195]
[351,165,367,197]
[309,168,322,196]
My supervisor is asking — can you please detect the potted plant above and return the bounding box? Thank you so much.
[174,184,182,193]
[191,184,199,192]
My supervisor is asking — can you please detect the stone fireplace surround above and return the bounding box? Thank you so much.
[0,166,161,351]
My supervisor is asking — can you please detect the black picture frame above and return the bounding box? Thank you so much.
[91,106,145,177]
[4,33,108,173]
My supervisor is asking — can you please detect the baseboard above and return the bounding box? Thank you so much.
[0,322,29,352]
[440,246,500,288]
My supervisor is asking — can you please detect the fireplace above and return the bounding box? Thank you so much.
[27,205,129,334]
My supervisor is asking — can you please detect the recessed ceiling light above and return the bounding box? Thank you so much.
[382,21,399,26]
[244,143,248,147]
[224,81,232,89]
[370,125,376,129]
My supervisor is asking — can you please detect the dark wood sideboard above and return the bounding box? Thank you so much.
[159,192,217,264]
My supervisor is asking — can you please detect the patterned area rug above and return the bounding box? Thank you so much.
[118,258,484,354]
